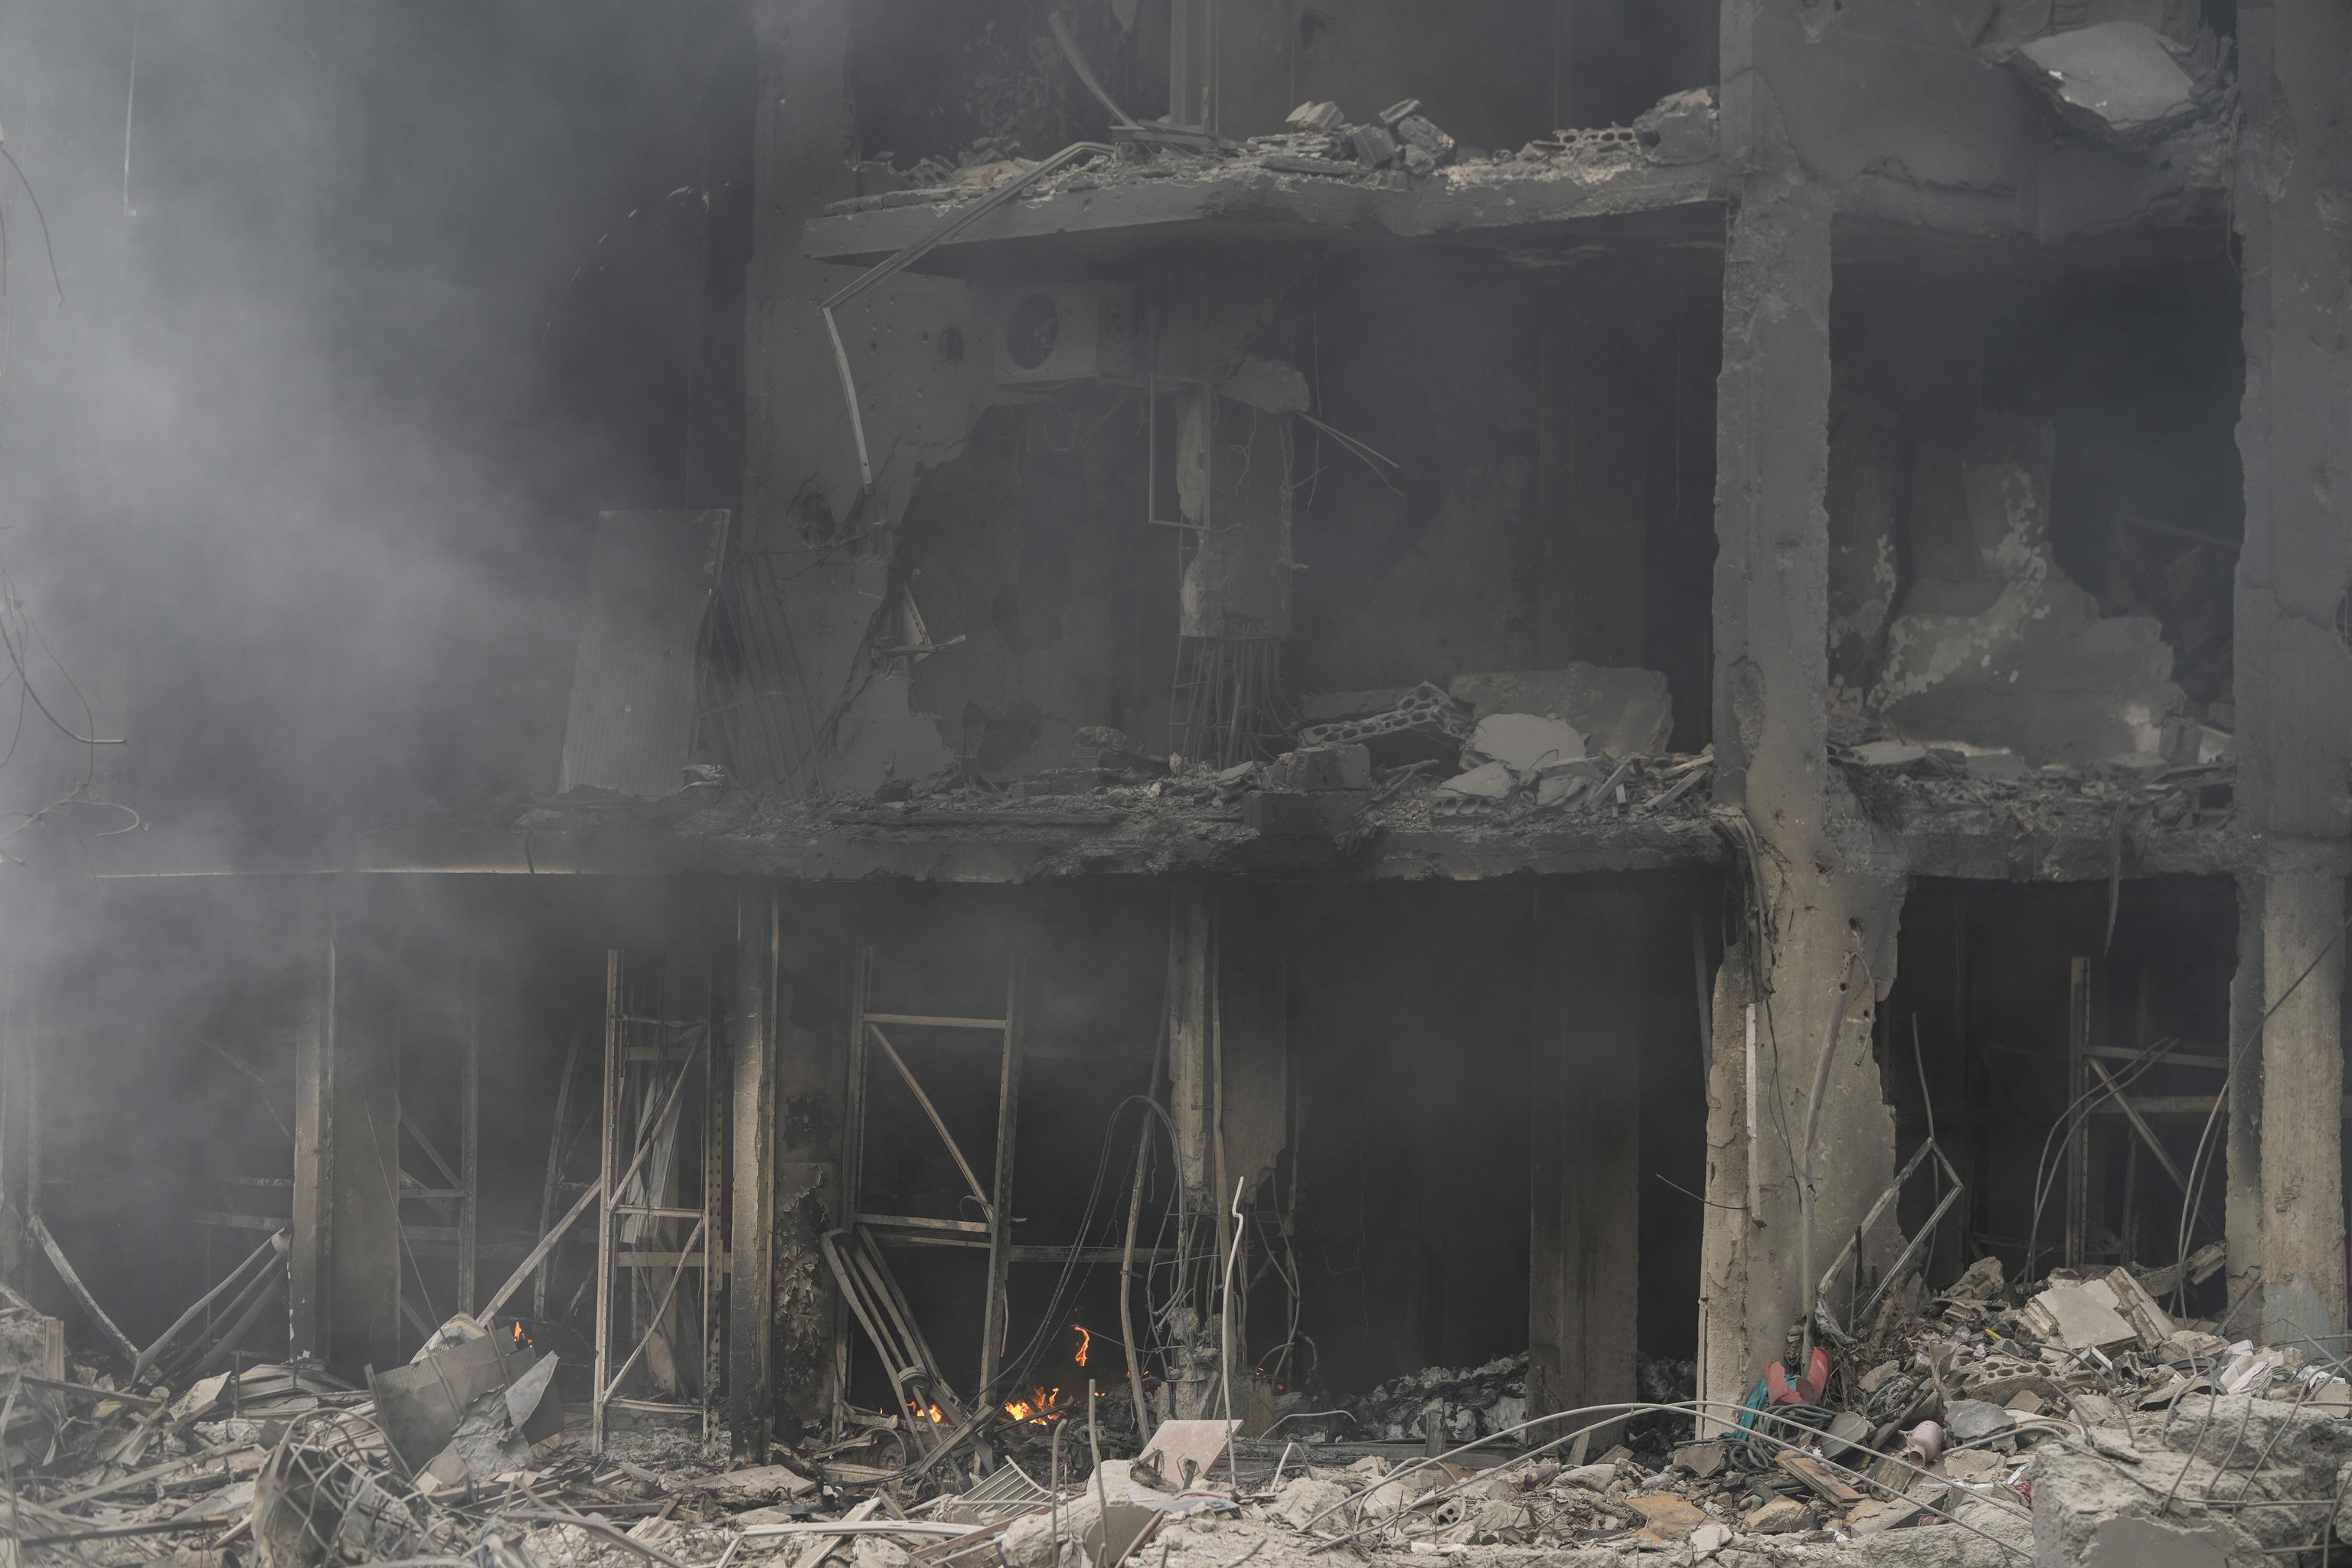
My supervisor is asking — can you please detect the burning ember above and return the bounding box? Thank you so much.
[1073,1323,1092,1367]
[908,1401,947,1425]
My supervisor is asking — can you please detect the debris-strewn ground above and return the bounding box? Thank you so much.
[7,1245,2345,1567]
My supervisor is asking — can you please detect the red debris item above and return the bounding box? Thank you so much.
[1767,1348,1831,1406]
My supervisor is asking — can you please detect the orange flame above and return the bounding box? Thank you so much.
[907,1401,946,1425]
[1002,1387,1062,1423]
[1073,1324,1092,1367]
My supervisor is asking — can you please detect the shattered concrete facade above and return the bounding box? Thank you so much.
[11,0,2352,1562]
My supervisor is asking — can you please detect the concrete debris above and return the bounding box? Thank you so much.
[1348,122,1400,168]
[1436,760,1516,801]
[1264,743,1372,792]
[2019,1267,2174,1352]
[1871,416,2185,766]
[1223,354,1312,415]
[1285,100,1344,133]
[1393,114,1456,165]
[1298,681,1473,763]
[1463,713,1587,780]
[1449,664,1675,757]
[2012,22,2201,147]
[1632,87,1719,165]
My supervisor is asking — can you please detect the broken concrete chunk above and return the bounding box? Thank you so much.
[1449,665,1672,757]
[1285,100,1344,132]
[1246,791,1335,837]
[1221,355,1311,415]
[1560,1463,1616,1491]
[1393,114,1455,163]
[1632,87,1718,165]
[1436,760,1516,801]
[1744,1497,1809,1534]
[1348,123,1400,166]
[2012,22,2200,146]
[1944,1398,2016,1446]
[1628,1493,1710,1544]
[1849,740,1926,768]
[1262,153,1361,178]
[1465,714,1586,781]
[1298,681,1473,764]
[1671,1441,1726,1479]
[1401,144,1436,177]
[2020,1267,2174,1352]
[2030,1446,2265,1568]
[1377,98,1420,129]
[1266,744,1371,792]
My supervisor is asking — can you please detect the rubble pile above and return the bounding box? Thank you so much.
[2,1236,2348,1566]
[821,79,1723,224]
[1832,717,2235,848]
[1276,1354,1531,1446]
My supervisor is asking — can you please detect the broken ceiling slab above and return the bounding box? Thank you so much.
[1872,415,2184,766]
[1449,665,1672,757]
[2012,22,2200,146]
[2020,1268,2175,1352]
[1464,714,1586,781]
[802,155,1723,275]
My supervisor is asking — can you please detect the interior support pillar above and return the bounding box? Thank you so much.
[2259,858,2347,1351]
[2231,0,2352,1354]
[293,890,399,1380]
[1697,169,1906,1430]
[730,886,780,1455]
[1163,888,1217,1419]
[1528,886,1642,1435]
[774,908,841,1437]
[2225,874,2265,1312]
[289,899,335,1365]
[1168,890,1215,1212]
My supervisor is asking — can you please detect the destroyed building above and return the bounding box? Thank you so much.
[2,0,2352,1562]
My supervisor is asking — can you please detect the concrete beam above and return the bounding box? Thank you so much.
[729,887,780,1454]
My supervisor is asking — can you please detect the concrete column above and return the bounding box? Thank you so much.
[773,935,843,1437]
[1168,890,1215,1210]
[324,901,400,1379]
[289,901,335,1365]
[2259,861,2347,1351]
[2225,874,2264,1313]
[729,887,779,1455]
[1527,886,1642,1431]
[2232,0,2352,1353]
[1697,169,1906,1427]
